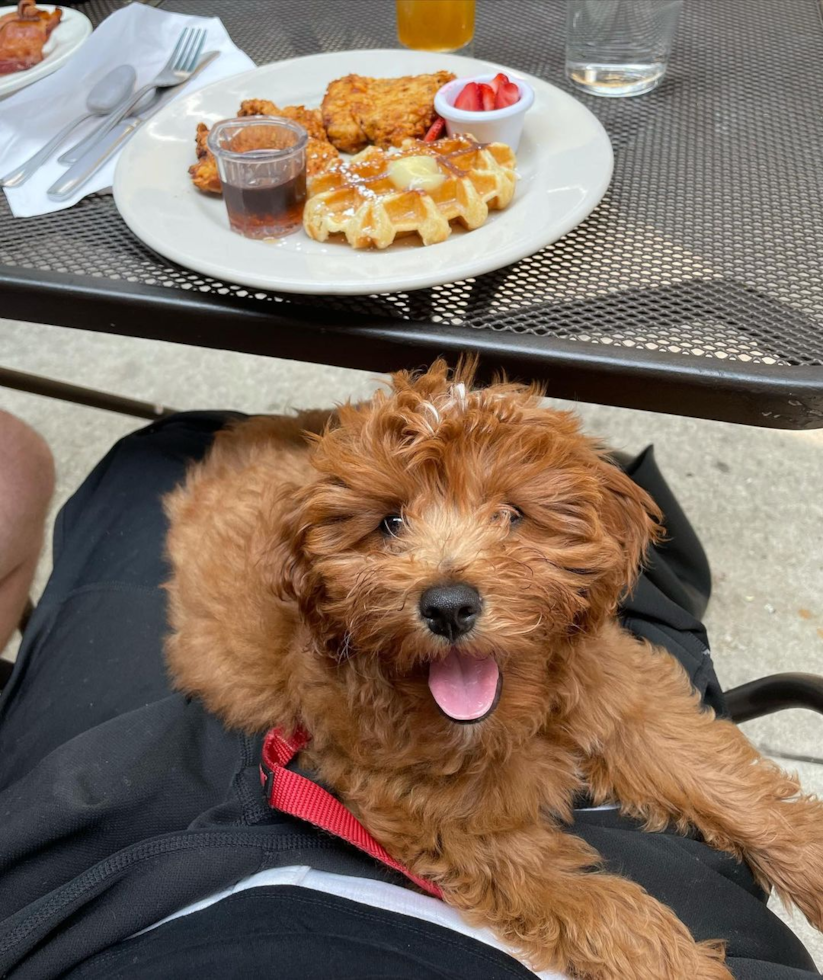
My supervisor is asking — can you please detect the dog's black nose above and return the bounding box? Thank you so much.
[420,584,481,642]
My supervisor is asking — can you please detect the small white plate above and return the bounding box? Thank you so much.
[0,5,92,99]
[114,49,613,296]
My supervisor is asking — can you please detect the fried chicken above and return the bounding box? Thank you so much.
[304,138,342,178]
[189,113,340,196]
[237,99,327,141]
[189,123,221,194]
[0,0,62,75]
[321,71,455,154]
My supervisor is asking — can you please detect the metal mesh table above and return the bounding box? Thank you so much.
[2,0,823,427]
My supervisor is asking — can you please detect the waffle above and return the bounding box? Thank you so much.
[303,136,517,249]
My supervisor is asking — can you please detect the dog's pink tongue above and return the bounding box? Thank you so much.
[428,650,500,721]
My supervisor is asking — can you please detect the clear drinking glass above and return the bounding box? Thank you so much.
[207,117,308,240]
[565,0,683,98]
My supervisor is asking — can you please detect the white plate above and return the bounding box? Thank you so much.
[114,49,613,296]
[0,5,92,99]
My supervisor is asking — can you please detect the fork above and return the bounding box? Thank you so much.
[58,27,206,166]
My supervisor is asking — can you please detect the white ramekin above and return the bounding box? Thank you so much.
[433,73,535,152]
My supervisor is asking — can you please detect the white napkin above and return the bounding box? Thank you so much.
[0,3,255,217]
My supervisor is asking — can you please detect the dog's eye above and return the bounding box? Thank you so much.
[379,514,404,537]
[491,504,523,526]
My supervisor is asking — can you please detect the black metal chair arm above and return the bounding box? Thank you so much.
[725,673,823,724]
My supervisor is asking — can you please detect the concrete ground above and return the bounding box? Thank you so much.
[1,317,822,967]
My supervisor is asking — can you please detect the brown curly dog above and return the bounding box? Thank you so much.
[164,360,823,980]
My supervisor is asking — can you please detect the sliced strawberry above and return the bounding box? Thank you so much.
[494,80,520,109]
[479,82,496,111]
[423,116,446,142]
[454,81,482,111]
[488,72,510,96]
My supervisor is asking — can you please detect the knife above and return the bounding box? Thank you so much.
[47,50,220,202]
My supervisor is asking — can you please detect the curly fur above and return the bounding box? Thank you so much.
[164,360,823,979]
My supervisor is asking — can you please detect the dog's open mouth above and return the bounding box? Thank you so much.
[428,650,502,723]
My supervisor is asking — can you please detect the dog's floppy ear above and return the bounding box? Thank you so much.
[269,482,317,607]
[592,450,662,600]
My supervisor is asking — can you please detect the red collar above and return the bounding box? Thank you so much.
[260,726,443,899]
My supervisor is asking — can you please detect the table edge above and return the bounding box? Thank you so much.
[2,268,822,430]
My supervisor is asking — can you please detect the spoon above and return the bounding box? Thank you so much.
[0,64,136,188]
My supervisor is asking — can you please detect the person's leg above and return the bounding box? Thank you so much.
[0,411,241,785]
[0,411,54,653]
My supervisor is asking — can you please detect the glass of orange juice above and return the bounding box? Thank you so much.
[396,0,475,53]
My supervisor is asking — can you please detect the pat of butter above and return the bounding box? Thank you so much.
[387,155,445,192]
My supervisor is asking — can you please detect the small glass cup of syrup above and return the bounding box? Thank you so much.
[207,117,308,240]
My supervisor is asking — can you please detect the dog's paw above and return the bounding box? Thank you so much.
[695,941,735,980]
[787,873,823,934]
[794,833,823,932]
[512,877,732,980]
[749,805,823,933]
[522,936,731,980]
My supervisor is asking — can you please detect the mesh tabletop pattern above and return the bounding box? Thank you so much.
[2,0,823,426]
